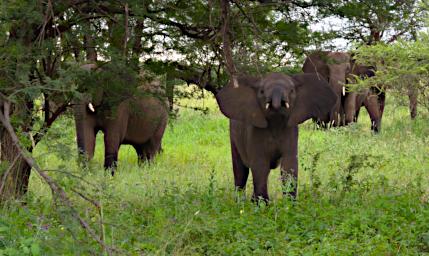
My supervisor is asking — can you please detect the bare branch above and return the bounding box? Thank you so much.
[123,3,129,56]
[220,0,237,85]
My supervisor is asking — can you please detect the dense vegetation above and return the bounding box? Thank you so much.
[1,95,429,255]
[1,0,428,254]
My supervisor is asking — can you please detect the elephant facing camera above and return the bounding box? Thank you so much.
[216,72,337,202]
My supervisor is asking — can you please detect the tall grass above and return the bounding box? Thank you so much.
[1,92,428,255]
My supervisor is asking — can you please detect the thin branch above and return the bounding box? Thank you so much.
[220,0,238,86]
[123,3,129,57]
[71,188,100,209]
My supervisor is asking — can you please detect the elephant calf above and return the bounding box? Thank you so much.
[74,92,168,174]
[216,73,336,202]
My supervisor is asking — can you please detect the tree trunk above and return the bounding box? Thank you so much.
[408,86,418,119]
[0,98,35,202]
[0,126,32,202]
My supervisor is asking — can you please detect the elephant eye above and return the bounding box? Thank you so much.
[259,89,264,95]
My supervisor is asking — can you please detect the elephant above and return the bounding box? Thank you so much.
[216,73,337,202]
[302,51,350,126]
[347,61,385,132]
[303,51,384,132]
[74,64,168,173]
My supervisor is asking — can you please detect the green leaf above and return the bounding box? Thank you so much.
[30,243,40,256]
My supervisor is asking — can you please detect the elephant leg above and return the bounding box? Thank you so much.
[408,87,418,119]
[364,94,381,133]
[103,131,121,174]
[251,164,270,203]
[344,93,357,125]
[354,91,367,123]
[231,141,249,190]
[354,108,360,122]
[138,141,158,163]
[137,121,167,163]
[281,127,298,199]
[133,144,145,165]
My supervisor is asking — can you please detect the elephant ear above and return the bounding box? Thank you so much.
[288,73,337,126]
[216,76,267,128]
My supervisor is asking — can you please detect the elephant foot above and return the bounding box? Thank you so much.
[251,194,269,205]
[371,120,381,134]
[104,154,118,175]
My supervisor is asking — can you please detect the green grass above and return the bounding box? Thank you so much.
[1,93,429,255]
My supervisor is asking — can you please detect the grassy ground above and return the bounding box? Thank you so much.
[1,92,429,255]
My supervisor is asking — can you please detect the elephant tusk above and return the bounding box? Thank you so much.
[342,86,346,96]
[265,103,270,109]
[88,103,95,112]
[286,102,290,109]
[233,77,239,88]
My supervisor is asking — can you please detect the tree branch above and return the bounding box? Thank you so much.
[220,0,238,86]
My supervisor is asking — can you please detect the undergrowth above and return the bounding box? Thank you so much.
[1,95,428,255]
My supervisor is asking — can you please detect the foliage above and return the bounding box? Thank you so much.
[313,0,425,45]
[352,32,429,112]
[0,0,321,147]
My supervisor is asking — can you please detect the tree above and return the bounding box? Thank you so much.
[313,0,424,46]
[353,35,429,114]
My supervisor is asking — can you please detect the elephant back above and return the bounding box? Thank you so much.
[302,51,331,81]
[137,70,170,109]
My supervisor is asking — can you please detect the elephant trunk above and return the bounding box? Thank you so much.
[73,101,96,160]
[329,72,346,95]
[271,88,283,110]
[73,103,87,155]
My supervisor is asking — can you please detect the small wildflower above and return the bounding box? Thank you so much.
[240,209,244,215]
[60,226,65,231]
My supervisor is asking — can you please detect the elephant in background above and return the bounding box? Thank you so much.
[74,63,168,173]
[347,61,384,132]
[302,51,350,126]
[303,51,384,132]
[216,73,337,202]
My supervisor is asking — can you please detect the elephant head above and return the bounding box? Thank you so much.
[216,73,337,128]
[326,52,351,95]
[302,51,351,125]
[73,63,104,159]
[78,63,103,113]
